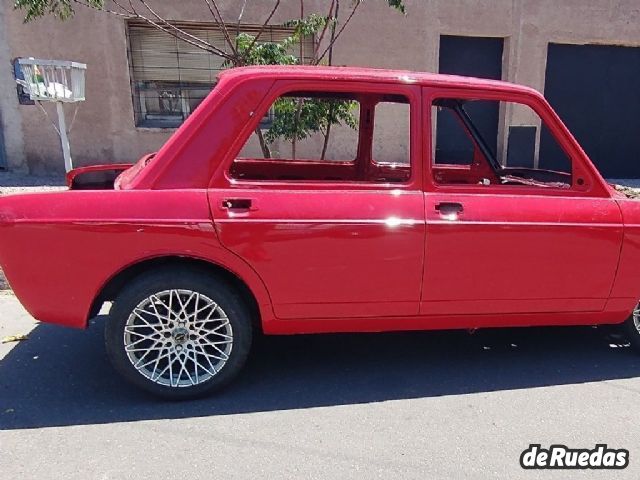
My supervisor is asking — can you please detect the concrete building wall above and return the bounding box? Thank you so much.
[1,0,640,173]
[0,1,26,171]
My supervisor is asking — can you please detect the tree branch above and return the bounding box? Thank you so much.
[236,0,248,33]
[144,18,230,58]
[255,128,271,158]
[298,0,304,62]
[72,0,131,18]
[245,0,281,55]
[327,0,339,66]
[137,0,228,57]
[316,0,361,63]
[72,0,232,59]
[203,0,238,59]
[320,0,339,158]
[313,0,335,61]
[111,0,134,15]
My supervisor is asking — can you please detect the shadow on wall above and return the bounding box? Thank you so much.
[0,318,639,430]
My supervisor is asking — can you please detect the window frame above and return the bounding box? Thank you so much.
[423,86,598,197]
[371,100,412,167]
[125,20,314,129]
[236,90,363,165]
[133,82,212,128]
[219,79,422,191]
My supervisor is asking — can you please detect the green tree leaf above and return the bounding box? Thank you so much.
[14,0,104,21]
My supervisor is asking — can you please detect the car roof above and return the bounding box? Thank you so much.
[218,65,540,96]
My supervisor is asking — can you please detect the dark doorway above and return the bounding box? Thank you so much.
[436,35,504,164]
[542,43,640,178]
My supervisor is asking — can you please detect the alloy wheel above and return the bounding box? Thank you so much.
[123,289,233,387]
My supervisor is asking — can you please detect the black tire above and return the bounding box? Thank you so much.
[105,267,253,400]
[621,309,640,353]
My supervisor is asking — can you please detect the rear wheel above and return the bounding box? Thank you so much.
[621,303,640,353]
[105,268,252,400]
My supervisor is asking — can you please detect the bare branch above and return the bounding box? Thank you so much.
[202,0,217,18]
[137,0,227,56]
[72,0,132,18]
[313,0,335,61]
[299,0,304,62]
[204,0,238,58]
[319,0,339,156]
[142,16,231,58]
[237,0,248,32]
[245,0,281,54]
[327,0,339,65]
[71,0,238,61]
[111,0,135,15]
[316,0,361,63]
[255,128,271,158]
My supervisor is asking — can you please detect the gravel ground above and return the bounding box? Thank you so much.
[610,178,640,188]
[0,170,65,196]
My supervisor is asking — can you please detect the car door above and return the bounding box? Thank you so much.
[420,88,623,316]
[209,81,425,320]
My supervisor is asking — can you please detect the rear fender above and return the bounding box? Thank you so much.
[0,189,276,329]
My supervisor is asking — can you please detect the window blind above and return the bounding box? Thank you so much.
[127,20,315,85]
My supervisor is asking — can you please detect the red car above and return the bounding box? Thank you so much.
[1,65,640,399]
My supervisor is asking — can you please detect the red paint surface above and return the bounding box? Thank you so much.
[0,66,636,333]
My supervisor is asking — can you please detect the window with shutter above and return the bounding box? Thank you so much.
[126,20,314,128]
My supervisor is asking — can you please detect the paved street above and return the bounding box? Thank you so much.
[1,291,639,479]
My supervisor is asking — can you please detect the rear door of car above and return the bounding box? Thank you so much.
[209,79,425,320]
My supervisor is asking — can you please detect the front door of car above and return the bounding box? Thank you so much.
[420,90,624,316]
[209,83,425,319]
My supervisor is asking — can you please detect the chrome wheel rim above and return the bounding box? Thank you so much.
[634,304,640,335]
[123,289,233,388]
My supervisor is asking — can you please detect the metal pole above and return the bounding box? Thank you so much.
[55,101,72,172]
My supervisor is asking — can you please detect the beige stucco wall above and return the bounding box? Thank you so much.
[0,1,26,171]
[1,0,640,173]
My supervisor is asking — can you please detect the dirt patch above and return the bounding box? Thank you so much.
[0,268,7,290]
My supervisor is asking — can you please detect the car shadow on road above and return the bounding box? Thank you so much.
[1,317,639,430]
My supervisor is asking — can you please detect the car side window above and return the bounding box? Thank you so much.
[372,101,410,165]
[432,98,572,188]
[231,91,411,183]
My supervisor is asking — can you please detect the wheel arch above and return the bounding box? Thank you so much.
[89,255,272,332]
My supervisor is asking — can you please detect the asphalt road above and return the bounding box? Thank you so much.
[1,291,639,479]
